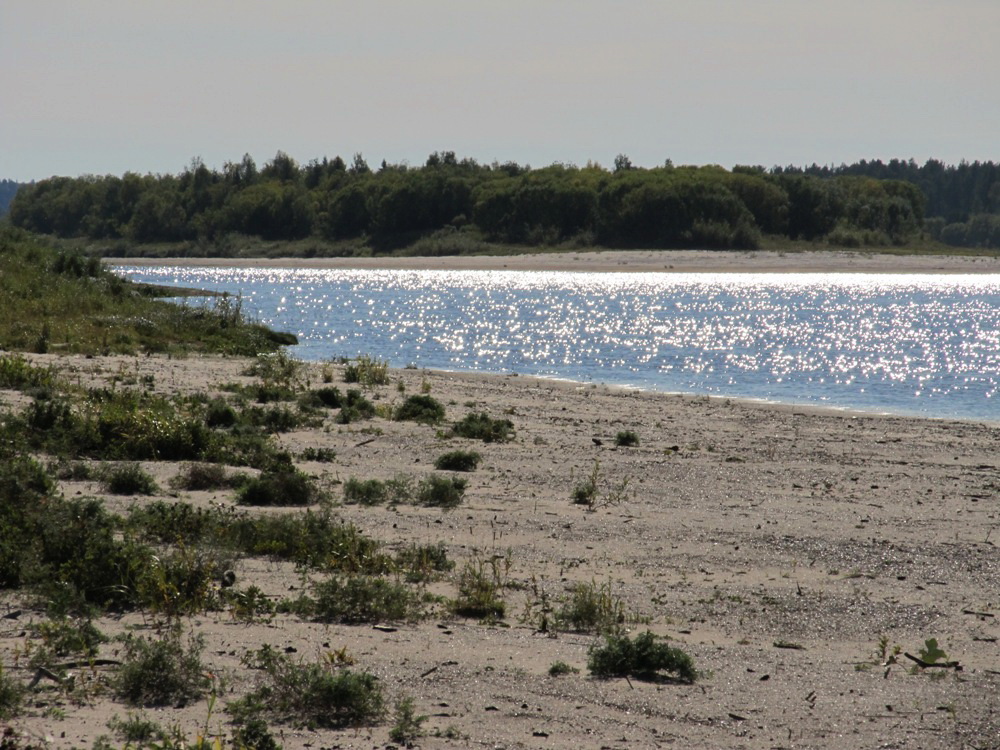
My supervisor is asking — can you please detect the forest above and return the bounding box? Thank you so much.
[5,153,999,254]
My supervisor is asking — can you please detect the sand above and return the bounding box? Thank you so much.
[3,349,1000,749]
[112,247,1000,275]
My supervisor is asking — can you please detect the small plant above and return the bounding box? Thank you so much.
[342,354,390,387]
[310,575,423,624]
[452,550,510,619]
[107,712,165,743]
[416,475,467,508]
[170,462,244,491]
[299,447,336,462]
[311,385,343,408]
[0,664,24,720]
[548,661,579,676]
[918,637,948,665]
[102,462,159,495]
[588,631,696,683]
[30,617,107,664]
[336,389,376,423]
[395,542,454,583]
[614,430,640,447]
[342,477,389,506]
[244,350,302,391]
[394,394,446,424]
[389,696,427,747]
[450,412,514,443]
[113,627,211,707]
[232,647,385,729]
[205,397,238,428]
[555,580,627,634]
[571,460,631,511]
[237,469,318,506]
[434,449,481,472]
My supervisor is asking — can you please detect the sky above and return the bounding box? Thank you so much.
[2,1,998,182]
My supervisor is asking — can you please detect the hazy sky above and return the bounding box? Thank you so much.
[2,1,998,182]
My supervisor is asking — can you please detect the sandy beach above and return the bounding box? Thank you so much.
[3,350,1000,749]
[112,248,1000,275]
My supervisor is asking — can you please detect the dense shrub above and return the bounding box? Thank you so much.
[416,475,467,508]
[102,462,159,495]
[310,575,423,623]
[114,629,211,707]
[394,395,445,424]
[614,430,640,447]
[433,450,481,471]
[587,631,696,683]
[237,470,318,506]
[450,412,514,443]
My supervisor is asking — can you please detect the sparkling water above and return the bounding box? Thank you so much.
[117,266,1000,422]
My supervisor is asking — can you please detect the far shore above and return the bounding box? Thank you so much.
[108,248,1000,274]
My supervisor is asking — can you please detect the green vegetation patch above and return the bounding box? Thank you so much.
[449,412,515,443]
[394,394,446,424]
[588,631,696,683]
[434,449,481,471]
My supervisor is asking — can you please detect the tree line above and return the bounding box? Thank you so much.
[7,152,996,252]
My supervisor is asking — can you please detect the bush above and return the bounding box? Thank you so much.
[548,661,579,676]
[614,430,640,447]
[394,395,445,424]
[238,470,318,506]
[434,450,481,472]
[452,551,509,619]
[555,580,626,634]
[395,542,454,583]
[416,475,467,508]
[170,462,244,492]
[450,412,514,443]
[311,386,343,408]
[204,397,237,428]
[342,477,388,506]
[336,389,375,423]
[233,647,385,729]
[113,628,211,707]
[0,665,24,720]
[587,631,696,683]
[310,575,423,624]
[125,500,216,544]
[342,354,389,387]
[102,462,159,495]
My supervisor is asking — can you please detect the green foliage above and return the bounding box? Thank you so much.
[342,355,389,387]
[30,617,106,663]
[310,386,343,408]
[571,460,631,511]
[113,628,211,707]
[918,638,948,665]
[0,353,57,391]
[394,394,446,424]
[170,462,245,492]
[106,712,165,744]
[548,661,579,676]
[342,474,413,506]
[587,631,696,683]
[0,664,25,720]
[434,449,481,471]
[416,474,467,508]
[452,550,510,619]
[0,228,294,355]
[614,430,640,447]
[309,575,423,624]
[101,462,159,495]
[450,412,515,443]
[555,580,627,634]
[389,696,427,747]
[335,389,375,423]
[237,469,318,506]
[232,647,385,729]
[394,542,454,583]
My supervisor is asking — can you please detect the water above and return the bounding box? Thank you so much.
[117,265,1000,422]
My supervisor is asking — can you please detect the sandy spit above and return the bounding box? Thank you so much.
[111,248,1000,274]
[4,353,1000,749]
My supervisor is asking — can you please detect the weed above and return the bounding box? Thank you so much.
[137,542,230,617]
[548,661,579,676]
[29,617,106,665]
[226,585,276,624]
[394,394,446,424]
[113,627,211,707]
[389,696,427,747]
[310,385,343,408]
[101,462,159,495]
[452,550,510,619]
[395,542,454,583]
[450,412,514,443]
[588,631,696,683]
[342,354,390,387]
[335,389,375,423]
[107,712,165,743]
[232,647,385,729]
[310,575,423,624]
[555,580,627,634]
[170,462,245,492]
[918,638,948,665]
[614,430,640,447]
[0,664,24,720]
[0,353,57,391]
[232,717,282,750]
[237,469,319,506]
[299,447,335,462]
[571,460,631,511]
[342,475,413,506]
[244,351,302,391]
[434,449,481,472]
[416,475,467,508]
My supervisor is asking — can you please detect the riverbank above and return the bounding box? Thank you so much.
[3,353,1000,748]
[111,248,1000,274]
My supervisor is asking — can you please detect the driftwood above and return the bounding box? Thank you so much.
[902,652,963,671]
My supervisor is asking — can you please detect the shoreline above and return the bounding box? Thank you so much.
[108,248,1000,274]
[4,352,1000,748]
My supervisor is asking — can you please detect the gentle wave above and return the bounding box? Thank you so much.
[117,266,1000,422]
